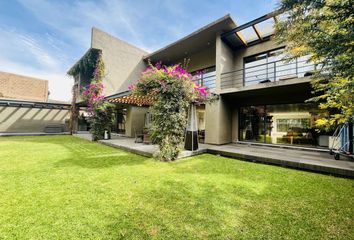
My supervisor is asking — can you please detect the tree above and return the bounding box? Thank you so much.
[275,0,354,128]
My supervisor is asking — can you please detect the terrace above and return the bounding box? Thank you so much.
[220,55,316,90]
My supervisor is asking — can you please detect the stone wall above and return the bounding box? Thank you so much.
[0,71,48,101]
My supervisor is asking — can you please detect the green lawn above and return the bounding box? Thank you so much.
[0,136,353,239]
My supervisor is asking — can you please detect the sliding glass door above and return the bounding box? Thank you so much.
[239,103,331,147]
[239,106,272,143]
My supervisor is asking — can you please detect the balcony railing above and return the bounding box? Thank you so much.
[194,74,216,92]
[221,57,316,90]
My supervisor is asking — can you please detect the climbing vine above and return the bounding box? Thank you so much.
[131,62,209,161]
[81,53,115,141]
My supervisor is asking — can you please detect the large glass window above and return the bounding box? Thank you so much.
[239,103,331,147]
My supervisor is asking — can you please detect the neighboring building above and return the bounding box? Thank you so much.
[0,71,48,101]
[70,11,333,148]
[0,71,70,134]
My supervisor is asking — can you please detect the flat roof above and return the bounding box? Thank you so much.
[0,98,71,110]
[144,14,237,64]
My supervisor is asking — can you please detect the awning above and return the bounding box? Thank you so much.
[0,99,72,110]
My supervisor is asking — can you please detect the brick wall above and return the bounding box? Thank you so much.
[0,71,48,101]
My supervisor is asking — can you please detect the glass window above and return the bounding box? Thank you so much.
[239,103,331,147]
[244,48,285,86]
[276,118,310,132]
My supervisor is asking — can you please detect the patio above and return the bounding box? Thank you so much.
[74,132,354,178]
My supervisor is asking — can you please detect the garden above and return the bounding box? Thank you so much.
[0,135,353,239]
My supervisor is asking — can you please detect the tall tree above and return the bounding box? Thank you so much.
[275,0,354,128]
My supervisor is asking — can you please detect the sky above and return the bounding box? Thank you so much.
[0,0,279,101]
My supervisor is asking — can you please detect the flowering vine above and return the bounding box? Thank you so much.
[81,53,114,141]
[131,62,211,161]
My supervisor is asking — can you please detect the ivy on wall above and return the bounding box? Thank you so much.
[68,49,114,140]
[68,48,101,79]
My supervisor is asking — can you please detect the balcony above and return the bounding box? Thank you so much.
[221,57,316,90]
[194,74,217,92]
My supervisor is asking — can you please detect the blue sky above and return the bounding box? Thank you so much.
[0,0,278,101]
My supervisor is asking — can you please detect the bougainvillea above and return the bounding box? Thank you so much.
[82,54,114,141]
[131,62,210,161]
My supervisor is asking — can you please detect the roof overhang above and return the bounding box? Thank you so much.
[0,99,72,110]
[144,14,237,64]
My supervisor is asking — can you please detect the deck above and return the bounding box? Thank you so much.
[74,133,354,178]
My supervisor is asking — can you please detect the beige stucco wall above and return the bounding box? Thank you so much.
[91,28,148,96]
[0,106,69,133]
[125,106,148,137]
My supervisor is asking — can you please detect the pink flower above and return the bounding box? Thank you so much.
[128,84,136,90]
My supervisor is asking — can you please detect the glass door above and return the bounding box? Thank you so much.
[239,105,273,143]
[239,106,264,142]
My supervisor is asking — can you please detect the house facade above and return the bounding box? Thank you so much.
[70,11,332,148]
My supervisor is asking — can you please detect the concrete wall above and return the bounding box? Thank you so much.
[0,106,69,133]
[125,106,148,137]
[215,32,234,93]
[233,38,284,70]
[203,33,234,145]
[204,38,287,144]
[205,96,232,144]
[91,28,148,96]
[180,45,216,73]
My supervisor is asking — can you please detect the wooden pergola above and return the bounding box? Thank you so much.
[107,92,154,106]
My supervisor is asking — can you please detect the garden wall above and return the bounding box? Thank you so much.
[0,106,69,133]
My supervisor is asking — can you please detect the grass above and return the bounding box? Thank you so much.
[0,135,353,240]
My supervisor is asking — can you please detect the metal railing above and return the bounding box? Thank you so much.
[194,74,216,92]
[221,58,316,89]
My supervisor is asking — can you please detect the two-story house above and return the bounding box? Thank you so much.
[69,11,332,148]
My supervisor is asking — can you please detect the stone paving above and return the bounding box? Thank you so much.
[73,133,354,178]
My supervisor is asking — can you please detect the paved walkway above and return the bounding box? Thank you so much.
[73,133,354,178]
[101,137,208,158]
[0,132,69,137]
[206,144,354,178]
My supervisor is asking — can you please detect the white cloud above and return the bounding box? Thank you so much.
[0,0,154,101]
